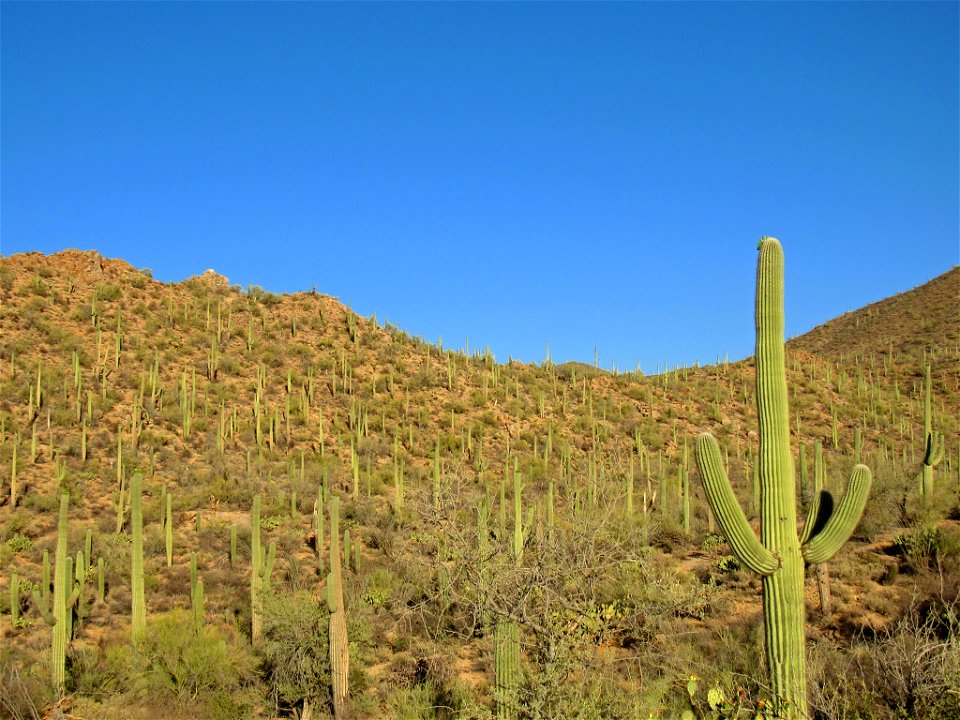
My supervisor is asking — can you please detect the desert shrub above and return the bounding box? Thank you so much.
[0,648,51,720]
[893,525,960,573]
[107,610,257,708]
[4,533,33,554]
[811,602,960,720]
[259,590,331,716]
[854,456,907,540]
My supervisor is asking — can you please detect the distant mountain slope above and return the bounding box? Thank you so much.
[789,266,959,363]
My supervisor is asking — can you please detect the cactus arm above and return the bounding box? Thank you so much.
[802,465,871,565]
[696,433,778,576]
[262,541,277,586]
[799,491,827,546]
[798,489,823,546]
[32,588,55,626]
[799,442,825,545]
[924,431,944,467]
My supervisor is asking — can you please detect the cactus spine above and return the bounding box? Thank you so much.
[327,494,349,719]
[920,364,944,498]
[250,494,276,645]
[131,471,146,643]
[694,238,871,719]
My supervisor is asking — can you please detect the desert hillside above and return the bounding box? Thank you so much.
[0,249,957,720]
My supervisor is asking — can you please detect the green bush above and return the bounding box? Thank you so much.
[108,610,257,707]
[4,533,33,554]
[893,526,959,573]
[259,590,331,716]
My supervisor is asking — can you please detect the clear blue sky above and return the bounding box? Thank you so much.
[2,2,957,371]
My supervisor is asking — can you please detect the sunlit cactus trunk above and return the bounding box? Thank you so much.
[753,241,807,714]
[51,494,70,690]
[695,238,871,719]
[327,494,350,719]
[495,472,523,719]
[494,618,520,719]
[250,494,276,645]
[920,364,943,499]
[131,471,146,643]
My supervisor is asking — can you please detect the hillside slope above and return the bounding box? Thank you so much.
[790,266,959,364]
[0,249,957,720]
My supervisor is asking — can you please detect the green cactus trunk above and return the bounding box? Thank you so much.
[251,495,262,643]
[34,494,72,691]
[494,469,524,719]
[165,494,173,567]
[494,618,520,719]
[920,364,944,498]
[753,243,807,715]
[131,471,146,643]
[52,495,69,689]
[97,557,105,603]
[327,494,350,719]
[250,494,276,645]
[695,239,871,719]
[9,572,18,627]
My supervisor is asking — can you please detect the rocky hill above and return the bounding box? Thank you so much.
[0,249,957,720]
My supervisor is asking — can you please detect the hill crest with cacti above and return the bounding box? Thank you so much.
[0,249,958,720]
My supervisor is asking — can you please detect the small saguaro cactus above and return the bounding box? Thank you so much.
[192,576,204,633]
[165,494,173,566]
[250,495,277,645]
[97,557,105,603]
[920,364,944,498]
[9,572,20,628]
[694,238,871,719]
[327,494,349,719]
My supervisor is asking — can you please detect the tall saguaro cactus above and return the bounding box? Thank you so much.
[494,620,520,719]
[250,494,277,645]
[694,238,871,719]
[920,364,944,498]
[327,494,349,719]
[494,472,524,719]
[32,494,78,692]
[131,471,146,643]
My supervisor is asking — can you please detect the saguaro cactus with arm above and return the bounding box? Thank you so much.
[250,494,276,645]
[695,238,871,719]
[920,364,944,499]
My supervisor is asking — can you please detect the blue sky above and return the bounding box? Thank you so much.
[2,2,957,371]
